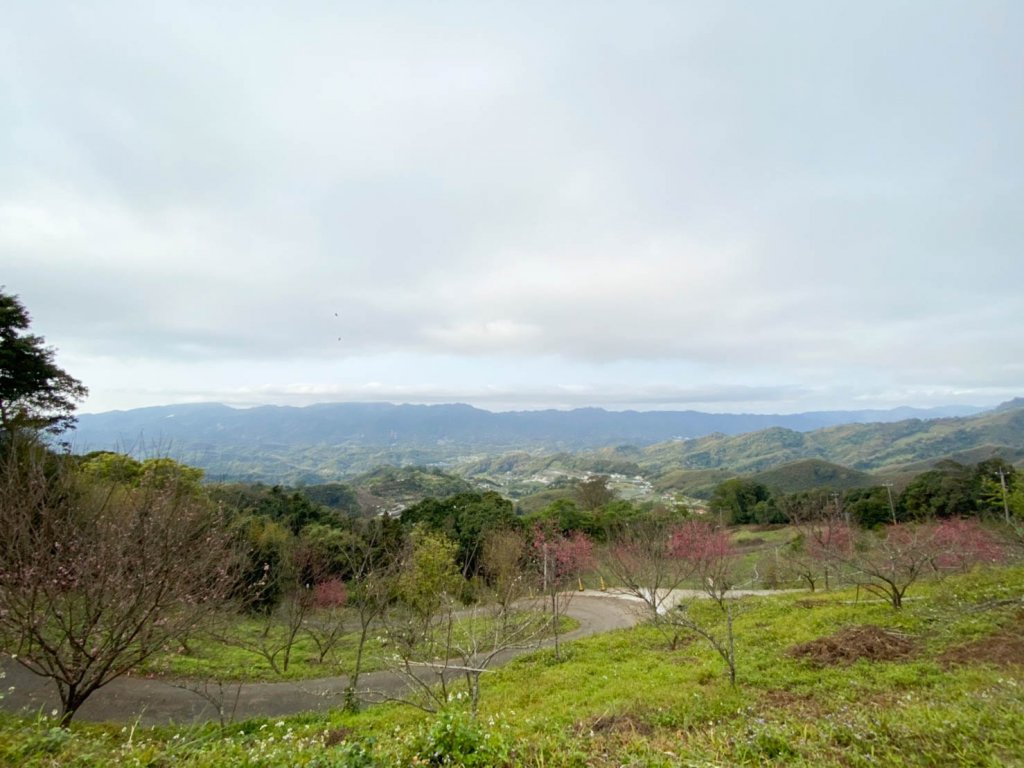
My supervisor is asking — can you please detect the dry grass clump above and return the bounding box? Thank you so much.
[788,625,916,666]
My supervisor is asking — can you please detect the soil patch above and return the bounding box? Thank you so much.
[940,615,1024,669]
[787,625,916,666]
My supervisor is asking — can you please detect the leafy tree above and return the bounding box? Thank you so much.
[78,451,143,484]
[899,460,976,520]
[843,486,896,527]
[401,491,519,576]
[709,478,775,524]
[527,498,594,536]
[974,459,1017,522]
[300,482,360,515]
[0,290,87,439]
[575,474,615,512]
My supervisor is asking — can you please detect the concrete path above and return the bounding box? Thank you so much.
[0,594,639,726]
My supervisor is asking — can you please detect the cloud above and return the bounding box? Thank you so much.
[2,1,1022,413]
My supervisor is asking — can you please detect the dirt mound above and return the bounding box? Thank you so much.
[788,625,916,666]
[940,616,1024,669]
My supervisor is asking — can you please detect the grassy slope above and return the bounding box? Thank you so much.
[4,565,1023,767]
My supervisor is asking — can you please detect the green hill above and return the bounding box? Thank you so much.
[634,402,1024,476]
[751,459,876,493]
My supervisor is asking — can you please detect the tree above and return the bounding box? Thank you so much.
[850,520,1006,609]
[0,444,239,724]
[782,494,854,591]
[662,521,742,685]
[531,523,594,661]
[709,478,774,525]
[601,518,697,635]
[380,526,550,717]
[575,475,615,512]
[0,290,87,439]
[899,461,976,520]
[401,492,519,577]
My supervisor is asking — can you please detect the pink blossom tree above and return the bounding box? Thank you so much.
[532,524,594,660]
[665,521,742,685]
[852,520,1006,609]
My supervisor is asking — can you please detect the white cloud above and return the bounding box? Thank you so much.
[2,1,1021,414]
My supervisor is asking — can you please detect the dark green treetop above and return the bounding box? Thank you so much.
[0,289,87,437]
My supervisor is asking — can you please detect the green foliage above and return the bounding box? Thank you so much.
[752,459,876,494]
[401,492,519,575]
[843,486,896,526]
[0,289,87,438]
[301,482,360,514]
[411,707,512,767]
[3,566,1024,765]
[394,527,463,619]
[354,466,474,504]
[709,477,779,524]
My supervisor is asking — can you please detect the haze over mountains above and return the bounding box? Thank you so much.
[73,401,986,454]
[66,400,1024,487]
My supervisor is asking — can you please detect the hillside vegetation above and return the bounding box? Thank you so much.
[67,401,1019,485]
[4,565,1022,766]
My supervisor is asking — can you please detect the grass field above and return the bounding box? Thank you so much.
[3,564,1022,766]
[140,610,579,683]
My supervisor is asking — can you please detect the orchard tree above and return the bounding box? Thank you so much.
[850,520,1006,609]
[0,444,240,724]
[663,522,742,685]
[531,523,594,660]
[602,518,697,625]
[0,290,87,439]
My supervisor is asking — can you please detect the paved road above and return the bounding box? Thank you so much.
[0,594,640,726]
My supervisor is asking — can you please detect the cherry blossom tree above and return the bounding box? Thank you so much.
[532,523,594,660]
[853,520,1007,609]
[664,521,742,685]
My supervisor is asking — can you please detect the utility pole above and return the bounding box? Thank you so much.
[831,492,848,526]
[882,482,897,525]
[995,468,1011,524]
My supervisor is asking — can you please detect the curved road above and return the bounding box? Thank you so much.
[0,593,641,726]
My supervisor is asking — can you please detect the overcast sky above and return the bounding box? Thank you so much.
[3,1,1022,415]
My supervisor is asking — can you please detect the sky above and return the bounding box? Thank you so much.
[2,1,1022,415]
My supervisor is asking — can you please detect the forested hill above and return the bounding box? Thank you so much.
[635,401,1024,474]
[72,401,983,454]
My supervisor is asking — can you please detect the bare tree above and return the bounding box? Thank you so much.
[851,520,1006,609]
[0,444,239,724]
[480,528,530,624]
[601,519,696,642]
[302,578,349,665]
[782,493,854,591]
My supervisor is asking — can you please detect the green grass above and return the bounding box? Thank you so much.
[3,565,1023,766]
[141,610,579,683]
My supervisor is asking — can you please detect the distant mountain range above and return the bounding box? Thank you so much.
[72,401,987,454]
[65,399,1021,485]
